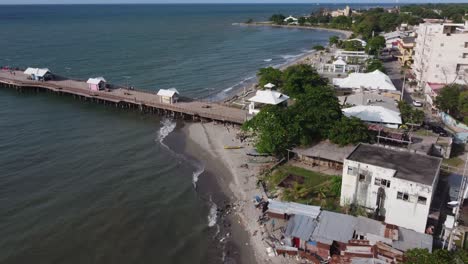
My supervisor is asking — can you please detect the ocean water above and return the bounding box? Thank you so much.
[0,4,378,264]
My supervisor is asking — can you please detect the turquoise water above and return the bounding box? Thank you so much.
[0,4,376,264]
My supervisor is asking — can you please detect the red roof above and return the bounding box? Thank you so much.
[427,82,445,95]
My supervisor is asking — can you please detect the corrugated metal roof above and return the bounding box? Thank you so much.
[284,214,317,241]
[267,199,321,219]
[87,77,106,85]
[292,140,356,163]
[311,211,357,244]
[392,227,433,252]
[248,89,289,105]
[333,70,397,91]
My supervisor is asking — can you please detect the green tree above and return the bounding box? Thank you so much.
[405,248,468,264]
[398,101,424,125]
[435,84,462,116]
[328,116,371,146]
[366,36,386,55]
[329,35,340,45]
[331,15,352,29]
[313,45,325,51]
[459,90,468,124]
[243,105,299,155]
[281,64,327,98]
[366,59,385,73]
[289,86,343,145]
[257,67,283,88]
[378,13,400,32]
[298,16,307,26]
[343,40,364,51]
[269,14,286,25]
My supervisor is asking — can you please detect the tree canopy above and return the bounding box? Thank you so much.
[281,64,328,98]
[435,84,468,124]
[257,67,283,88]
[342,40,364,51]
[398,101,425,125]
[365,59,385,73]
[329,116,371,146]
[269,14,285,25]
[405,248,468,264]
[366,36,386,55]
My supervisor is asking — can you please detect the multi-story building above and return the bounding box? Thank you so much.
[396,37,415,66]
[340,144,442,233]
[412,22,468,99]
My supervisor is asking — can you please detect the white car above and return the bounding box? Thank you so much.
[412,100,423,107]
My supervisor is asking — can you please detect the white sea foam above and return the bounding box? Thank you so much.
[263,58,272,62]
[207,197,218,227]
[156,118,177,149]
[192,163,205,188]
[280,54,302,60]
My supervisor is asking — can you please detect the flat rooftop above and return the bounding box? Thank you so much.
[347,144,442,186]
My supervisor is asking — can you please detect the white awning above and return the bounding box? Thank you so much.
[264,83,276,89]
[248,89,289,105]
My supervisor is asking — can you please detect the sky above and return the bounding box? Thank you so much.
[0,0,466,4]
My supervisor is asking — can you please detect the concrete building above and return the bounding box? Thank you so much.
[340,144,442,233]
[413,22,468,96]
[395,37,416,66]
[331,5,351,17]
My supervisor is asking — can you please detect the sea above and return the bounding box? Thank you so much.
[0,4,384,264]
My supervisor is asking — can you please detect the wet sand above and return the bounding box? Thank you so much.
[183,122,289,264]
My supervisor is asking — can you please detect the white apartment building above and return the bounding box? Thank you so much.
[412,22,468,101]
[340,144,442,233]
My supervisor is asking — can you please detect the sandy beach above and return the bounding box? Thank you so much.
[184,122,292,264]
[237,22,353,39]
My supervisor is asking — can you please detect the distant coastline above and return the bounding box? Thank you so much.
[235,22,353,38]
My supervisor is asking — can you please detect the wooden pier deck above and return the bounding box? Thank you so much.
[0,70,248,124]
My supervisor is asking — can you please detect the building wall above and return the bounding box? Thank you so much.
[88,83,99,91]
[340,159,435,233]
[413,23,468,88]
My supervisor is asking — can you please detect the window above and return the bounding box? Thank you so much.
[418,196,427,205]
[374,178,391,188]
[348,166,358,176]
[436,64,439,68]
[359,174,366,181]
[397,192,409,201]
[463,53,468,59]
[465,42,468,48]
[440,43,444,47]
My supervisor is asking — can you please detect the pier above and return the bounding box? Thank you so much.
[0,70,248,124]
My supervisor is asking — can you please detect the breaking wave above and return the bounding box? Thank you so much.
[192,163,205,189]
[263,58,272,62]
[156,118,177,150]
[207,196,218,227]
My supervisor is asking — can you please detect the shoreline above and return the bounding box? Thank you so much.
[222,22,346,104]
[236,22,353,38]
[183,122,284,264]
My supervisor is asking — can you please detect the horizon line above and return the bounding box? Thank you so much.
[1,2,466,6]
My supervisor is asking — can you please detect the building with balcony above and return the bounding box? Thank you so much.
[412,22,468,100]
[395,37,415,67]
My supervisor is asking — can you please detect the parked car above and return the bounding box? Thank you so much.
[412,100,423,107]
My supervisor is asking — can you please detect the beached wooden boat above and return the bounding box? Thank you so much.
[224,146,243,149]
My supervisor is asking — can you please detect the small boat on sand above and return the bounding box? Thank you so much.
[224,145,243,149]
